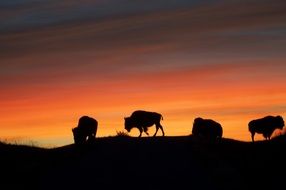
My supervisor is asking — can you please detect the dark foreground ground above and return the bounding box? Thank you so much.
[1,136,286,190]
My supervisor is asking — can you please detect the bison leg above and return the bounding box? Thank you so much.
[263,133,270,141]
[143,127,149,136]
[87,135,96,142]
[138,128,143,137]
[251,132,255,142]
[159,124,165,136]
[154,123,165,137]
[93,129,97,138]
[154,126,159,137]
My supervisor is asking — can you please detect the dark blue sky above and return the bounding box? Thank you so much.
[0,0,208,33]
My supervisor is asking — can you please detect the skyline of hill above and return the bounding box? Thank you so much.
[1,135,286,189]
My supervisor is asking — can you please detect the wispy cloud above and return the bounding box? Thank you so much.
[1,0,285,58]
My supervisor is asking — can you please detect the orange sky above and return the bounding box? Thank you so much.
[1,0,286,147]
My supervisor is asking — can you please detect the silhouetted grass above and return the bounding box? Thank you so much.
[115,130,130,137]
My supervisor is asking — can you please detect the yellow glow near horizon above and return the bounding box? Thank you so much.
[1,85,285,147]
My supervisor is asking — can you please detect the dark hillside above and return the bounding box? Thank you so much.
[1,136,286,190]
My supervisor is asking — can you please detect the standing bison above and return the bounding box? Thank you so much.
[72,116,98,144]
[124,110,165,137]
[192,117,223,141]
[248,115,284,142]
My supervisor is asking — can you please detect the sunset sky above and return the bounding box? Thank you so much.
[1,0,286,147]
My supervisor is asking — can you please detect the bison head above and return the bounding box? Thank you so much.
[276,116,285,129]
[124,117,133,132]
[192,117,204,134]
[72,127,87,144]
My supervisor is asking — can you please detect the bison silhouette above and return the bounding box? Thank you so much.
[248,115,284,142]
[192,117,223,141]
[72,116,98,144]
[124,110,165,137]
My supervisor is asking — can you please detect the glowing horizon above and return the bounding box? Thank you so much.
[1,0,286,147]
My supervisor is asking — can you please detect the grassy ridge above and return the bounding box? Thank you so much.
[1,136,286,190]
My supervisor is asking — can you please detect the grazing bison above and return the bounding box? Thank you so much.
[248,115,284,142]
[124,110,165,137]
[72,116,98,144]
[192,117,223,141]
